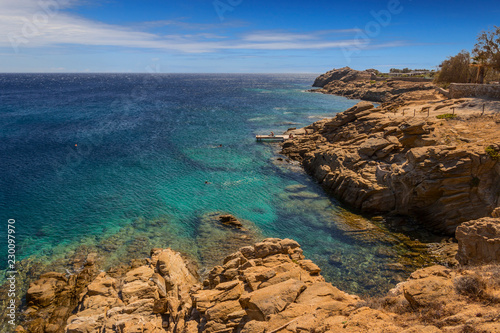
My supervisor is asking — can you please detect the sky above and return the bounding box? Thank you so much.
[0,0,499,73]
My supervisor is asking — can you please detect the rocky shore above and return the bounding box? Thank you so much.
[282,68,500,234]
[311,67,435,103]
[8,69,500,332]
[14,231,500,332]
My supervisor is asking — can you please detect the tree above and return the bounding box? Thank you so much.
[473,26,500,73]
[434,50,473,85]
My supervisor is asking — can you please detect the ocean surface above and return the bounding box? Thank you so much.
[0,73,436,296]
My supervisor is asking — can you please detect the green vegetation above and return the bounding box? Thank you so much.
[485,146,500,160]
[436,113,457,119]
[435,26,500,85]
[473,26,500,81]
[434,50,473,85]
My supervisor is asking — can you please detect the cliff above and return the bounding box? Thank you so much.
[17,233,500,333]
[312,67,374,87]
[311,67,435,103]
[281,99,500,235]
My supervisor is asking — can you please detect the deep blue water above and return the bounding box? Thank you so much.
[0,73,424,295]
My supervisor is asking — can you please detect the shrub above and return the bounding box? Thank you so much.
[454,275,486,299]
[417,302,452,327]
[485,146,500,160]
[436,113,457,119]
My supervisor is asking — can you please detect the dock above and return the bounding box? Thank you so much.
[255,134,290,142]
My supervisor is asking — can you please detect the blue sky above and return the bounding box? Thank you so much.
[0,0,499,73]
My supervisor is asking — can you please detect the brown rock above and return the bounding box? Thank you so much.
[26,273,67,308]
[205,300,243,322]
[297,260,321,275]
[402,266,455,308]
[456,217,500,265]
[219,214,243,229]
[239,279,306,321]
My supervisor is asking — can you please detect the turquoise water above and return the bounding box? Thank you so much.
[0,74,431,296]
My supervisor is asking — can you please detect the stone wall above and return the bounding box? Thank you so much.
[449,83,500,99]
[371,76,433,82]
[435,87,450,97]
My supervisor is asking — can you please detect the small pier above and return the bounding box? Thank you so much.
[255,134,290,142]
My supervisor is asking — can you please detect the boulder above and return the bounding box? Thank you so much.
[219,214,243,229]
[239,279,306,321]
[402,266,454,308]
[455,217,500,265]
[26,273,67,308]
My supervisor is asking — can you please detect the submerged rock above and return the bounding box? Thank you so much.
[219,214,244,229]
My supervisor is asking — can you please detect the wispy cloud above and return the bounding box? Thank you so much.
[0,0,404,54]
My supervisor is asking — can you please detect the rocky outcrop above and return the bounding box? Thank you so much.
[281,102,500,234]
[312,67,374,87]
[19,240,500,333]
[456,217,500,265]
[314,79,436,103]
[21,254,100,333]
[63,248,198,333]
[311,67,436,103]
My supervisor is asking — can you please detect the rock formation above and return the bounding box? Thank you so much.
[456,217,500,265]
[17,239,500,332]
[311,67,435,102]
[312,67,374,87]
[281,102,500,234]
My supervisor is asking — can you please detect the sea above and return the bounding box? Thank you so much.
[0,73,438,297]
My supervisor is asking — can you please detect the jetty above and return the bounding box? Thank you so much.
[255,134,290,142]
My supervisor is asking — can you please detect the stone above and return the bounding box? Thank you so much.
[297,260,321,275]
[455,217,500,265]
[254,241,282,258]
[86,273,118,297]
[156,249,198,286]
[219,214,243,229]
[402,266,455,308]
[26,273,67,308]
[239,279,306,321]
[121,280,158,304]
[358,137,391,157]
[205,300,242,322]
[295,282,359,306]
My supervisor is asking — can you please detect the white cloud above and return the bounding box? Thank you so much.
[0,0,403,54]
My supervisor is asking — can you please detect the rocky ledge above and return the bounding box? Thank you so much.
[311,67,435,103]
[17,232,500,333]
[281,101,500,234]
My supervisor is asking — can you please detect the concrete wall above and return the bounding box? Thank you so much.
[449,83,500,99]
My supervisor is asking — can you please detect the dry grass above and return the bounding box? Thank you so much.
[454,275,486,299]
[416,301,453,328]
[455,265,500,304]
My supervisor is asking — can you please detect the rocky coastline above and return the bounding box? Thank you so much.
[7,69,500,332]
[282,68,500,234]
[310,67,435,103]
[14,231,500,332]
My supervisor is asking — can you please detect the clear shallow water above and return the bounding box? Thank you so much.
[0,74,434,296]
